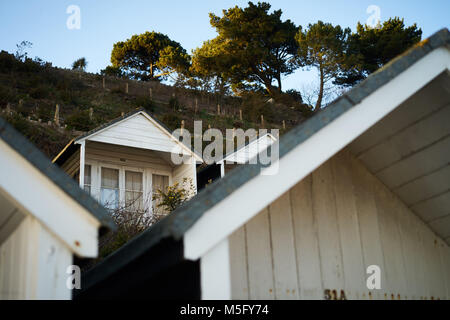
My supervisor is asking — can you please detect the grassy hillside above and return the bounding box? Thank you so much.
[0,51,311,159]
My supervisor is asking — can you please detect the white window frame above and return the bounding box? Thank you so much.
[84,160,172,215]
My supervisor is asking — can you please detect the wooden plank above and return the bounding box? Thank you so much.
[200,239,231,300]
[331,151,366,300]
[394,164,450,207]
[349,75,450,155]
[374,182,408,299]
[438,241,450,299]
[420,226,447,299]
[376,135,450,188]
[411,191,450,223]
[268,192,299,300]
[228,226,249,299]
[349,154,387,300]
[358,104,450,172]
[86,148,167,164]
[290,174,323,300]
[311,161,345,295]
[245,208,275,300]
[396,201,423,300]
[429,215,450,239]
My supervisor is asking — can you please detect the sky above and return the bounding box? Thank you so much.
[0,0,449,91]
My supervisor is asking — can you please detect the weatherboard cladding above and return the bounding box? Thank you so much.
[0,117,115,231]
[80,28,450,292]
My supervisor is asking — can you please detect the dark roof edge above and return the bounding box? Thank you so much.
[0,117,116,231]
[80,28,450,291]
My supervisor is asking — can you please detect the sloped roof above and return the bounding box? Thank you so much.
[53,108,203,164]
[80,28,450,292]
[218,132,278,164]
[0,117,116,232]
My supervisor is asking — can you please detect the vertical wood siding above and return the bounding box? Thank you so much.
[0,216,72,299]
[229,149,450,300]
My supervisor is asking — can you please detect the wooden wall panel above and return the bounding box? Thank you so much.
[228,149,450,300]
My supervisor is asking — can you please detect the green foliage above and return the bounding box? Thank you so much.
[111,31,190,81]
[152,178,196,213]
[4,113,70,158]
[195,2,299,96]
[134,95,155,112]
[65,109,96,131]
[100,65,123,78]
[161,113,182,131]
[241,92,275,123]
[72,57,88,71]
[29,85,50,99]
[168,96,182,110]
[296,21,350,110]
[336,17,422,86]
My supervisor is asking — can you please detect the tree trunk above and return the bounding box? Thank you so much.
[315,66,325,111]
[276,73,282,93]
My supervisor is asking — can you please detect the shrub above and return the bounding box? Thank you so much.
[65,109,96,131]
[161,113,182,131]
[134,95,155,113]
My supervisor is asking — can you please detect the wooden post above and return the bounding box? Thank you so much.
[149,88,153,100]
[208,124,211,129]
[54,104,60,126]
[125,82,129,94]
[195,98,198,114]
[121,112,125,117]
[102,77,105,89]
[217,104,221,115]
[282,120,286,130]
[261,115,264,127]
[89,107,94,120]
[239,109,243,121]
[79,141,85,188]
[181,120,185,135]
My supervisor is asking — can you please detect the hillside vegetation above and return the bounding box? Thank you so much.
[0,50,310,159]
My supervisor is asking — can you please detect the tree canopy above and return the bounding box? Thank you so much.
[296,21,350,110]
[336,17,422,86]
[194,2,299,96]
[72,57,87,71]
[110,31,190,81]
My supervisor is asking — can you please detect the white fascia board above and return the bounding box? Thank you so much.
[0,139,101,257]
[184,47,450,260]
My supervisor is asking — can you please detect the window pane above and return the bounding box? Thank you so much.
[101,168,119,189]
[84,165,91,194]
[152,174,169,193]
[101,168,119,210]
[152,174,169,214]
[101,189,119,210]
[125,171,143,212]
[84,165,91,185]
[125,171,143,192]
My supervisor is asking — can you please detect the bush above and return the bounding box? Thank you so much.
[241,92,275,124]
[134,95,155,112]
[169,96,182,110]
[161,113,182,131]
[65,109,96,131]
[29,85,50,99]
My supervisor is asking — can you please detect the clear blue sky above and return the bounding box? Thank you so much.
[0,0,449,91]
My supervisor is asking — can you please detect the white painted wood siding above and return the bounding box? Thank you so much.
[228,149,450,300]
[0,216,72,300]
[87,113,188,154]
